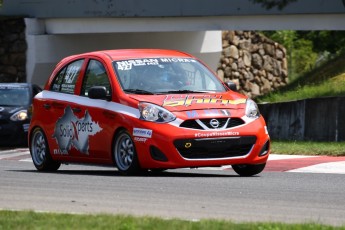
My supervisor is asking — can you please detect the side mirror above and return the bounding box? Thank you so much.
[88,86,108,100]
[226,81,237,91]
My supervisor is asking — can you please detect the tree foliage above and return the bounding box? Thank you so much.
[262,31,345,81]
[302,31,345,54]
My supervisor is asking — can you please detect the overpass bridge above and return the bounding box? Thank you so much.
[1,0,345,85]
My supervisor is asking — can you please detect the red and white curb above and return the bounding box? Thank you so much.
[1,149,345,174]
[0,148,31,162]
[265,154,345,174]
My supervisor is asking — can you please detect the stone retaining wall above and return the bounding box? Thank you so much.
[0,17,26,82]
[217,31,288,98]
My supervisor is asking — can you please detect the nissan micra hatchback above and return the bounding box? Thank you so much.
[29,49,270,176]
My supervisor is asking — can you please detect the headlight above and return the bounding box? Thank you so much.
[245,99,260,119]
[10,110,28,121]
[138,102,176,123]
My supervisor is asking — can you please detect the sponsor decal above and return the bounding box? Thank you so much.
[53,106,102,155]
[133,128,153,138]
[116,58,196,71]
[160,58,196,63]
[134,137,148,143]
[163,95,246,107]
[186,109,231,118]
[64,65,79,84]
[194,131,239,138]
[186,110,199,118]
[53,149,68,155]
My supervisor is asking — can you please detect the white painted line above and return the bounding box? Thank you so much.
[268,154,318,161]
[20,158,33,162]
[288,161,345,174]
[0,151,30,160]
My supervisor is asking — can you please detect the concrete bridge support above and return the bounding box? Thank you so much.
[25,18,222,86]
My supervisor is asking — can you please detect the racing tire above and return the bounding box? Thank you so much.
[30,127,61,171]
[113,130,141,175]
[232,163,266,177]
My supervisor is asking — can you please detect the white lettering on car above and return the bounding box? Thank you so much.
[194,131,239,138]
[117,59,159,70]
[133,128,153,138]
[134,137,148,143]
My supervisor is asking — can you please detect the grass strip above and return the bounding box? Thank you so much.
[271,140,345,156]
[0,210,344,230]
[257,74,345,103]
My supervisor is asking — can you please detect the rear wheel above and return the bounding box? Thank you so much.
[113,130,141,175]
[30,127,61,171]
[232,163,266,176]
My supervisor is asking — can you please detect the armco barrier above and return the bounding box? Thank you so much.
[258,97,345,142]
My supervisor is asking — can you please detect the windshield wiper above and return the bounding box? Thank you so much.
[158,90,206,94]
[124,89,155,95]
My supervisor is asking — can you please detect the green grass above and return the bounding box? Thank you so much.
[271,140,345,156]
[257,73,345,103]
[0,210,343,230]
[256,51,345,103]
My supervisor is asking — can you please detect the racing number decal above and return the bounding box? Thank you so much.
[53,106,102,155]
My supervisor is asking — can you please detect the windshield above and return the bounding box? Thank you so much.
[113,58,226,94]
[0,87,30,106]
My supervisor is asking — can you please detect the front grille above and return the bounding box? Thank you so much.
[180,118,245,130]
[174,136,256,159]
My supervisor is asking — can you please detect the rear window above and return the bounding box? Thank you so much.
[51,59,84,94]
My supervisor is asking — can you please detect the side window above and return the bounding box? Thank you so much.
[81,60,111,97]
[50,59,84,94]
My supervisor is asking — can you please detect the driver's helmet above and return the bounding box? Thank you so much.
[145,65,169,82]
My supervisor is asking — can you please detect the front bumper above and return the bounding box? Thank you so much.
[0,120,29,146]
[132,116,270,169]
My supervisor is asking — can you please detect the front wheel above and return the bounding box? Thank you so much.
[113,130,141,175]
[232,163,266,177]
[30,127,61,171]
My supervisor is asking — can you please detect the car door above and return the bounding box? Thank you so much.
[42,59,86,159]
[75,58,116,162]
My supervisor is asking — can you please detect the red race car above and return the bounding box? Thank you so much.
[28,49,270,176]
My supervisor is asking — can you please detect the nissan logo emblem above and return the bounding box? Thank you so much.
[210,119,220,128]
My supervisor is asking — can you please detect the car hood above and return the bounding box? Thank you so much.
[129,92,247,112]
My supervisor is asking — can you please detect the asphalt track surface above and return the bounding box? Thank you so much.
[1,149,345,226]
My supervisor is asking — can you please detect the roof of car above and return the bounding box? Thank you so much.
[70,49,194,61]
[0,83,31,88]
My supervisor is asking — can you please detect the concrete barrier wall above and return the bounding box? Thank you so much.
[258,97,345,142]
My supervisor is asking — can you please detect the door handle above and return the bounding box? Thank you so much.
[72,107,81,113]
[43,104,51,109]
